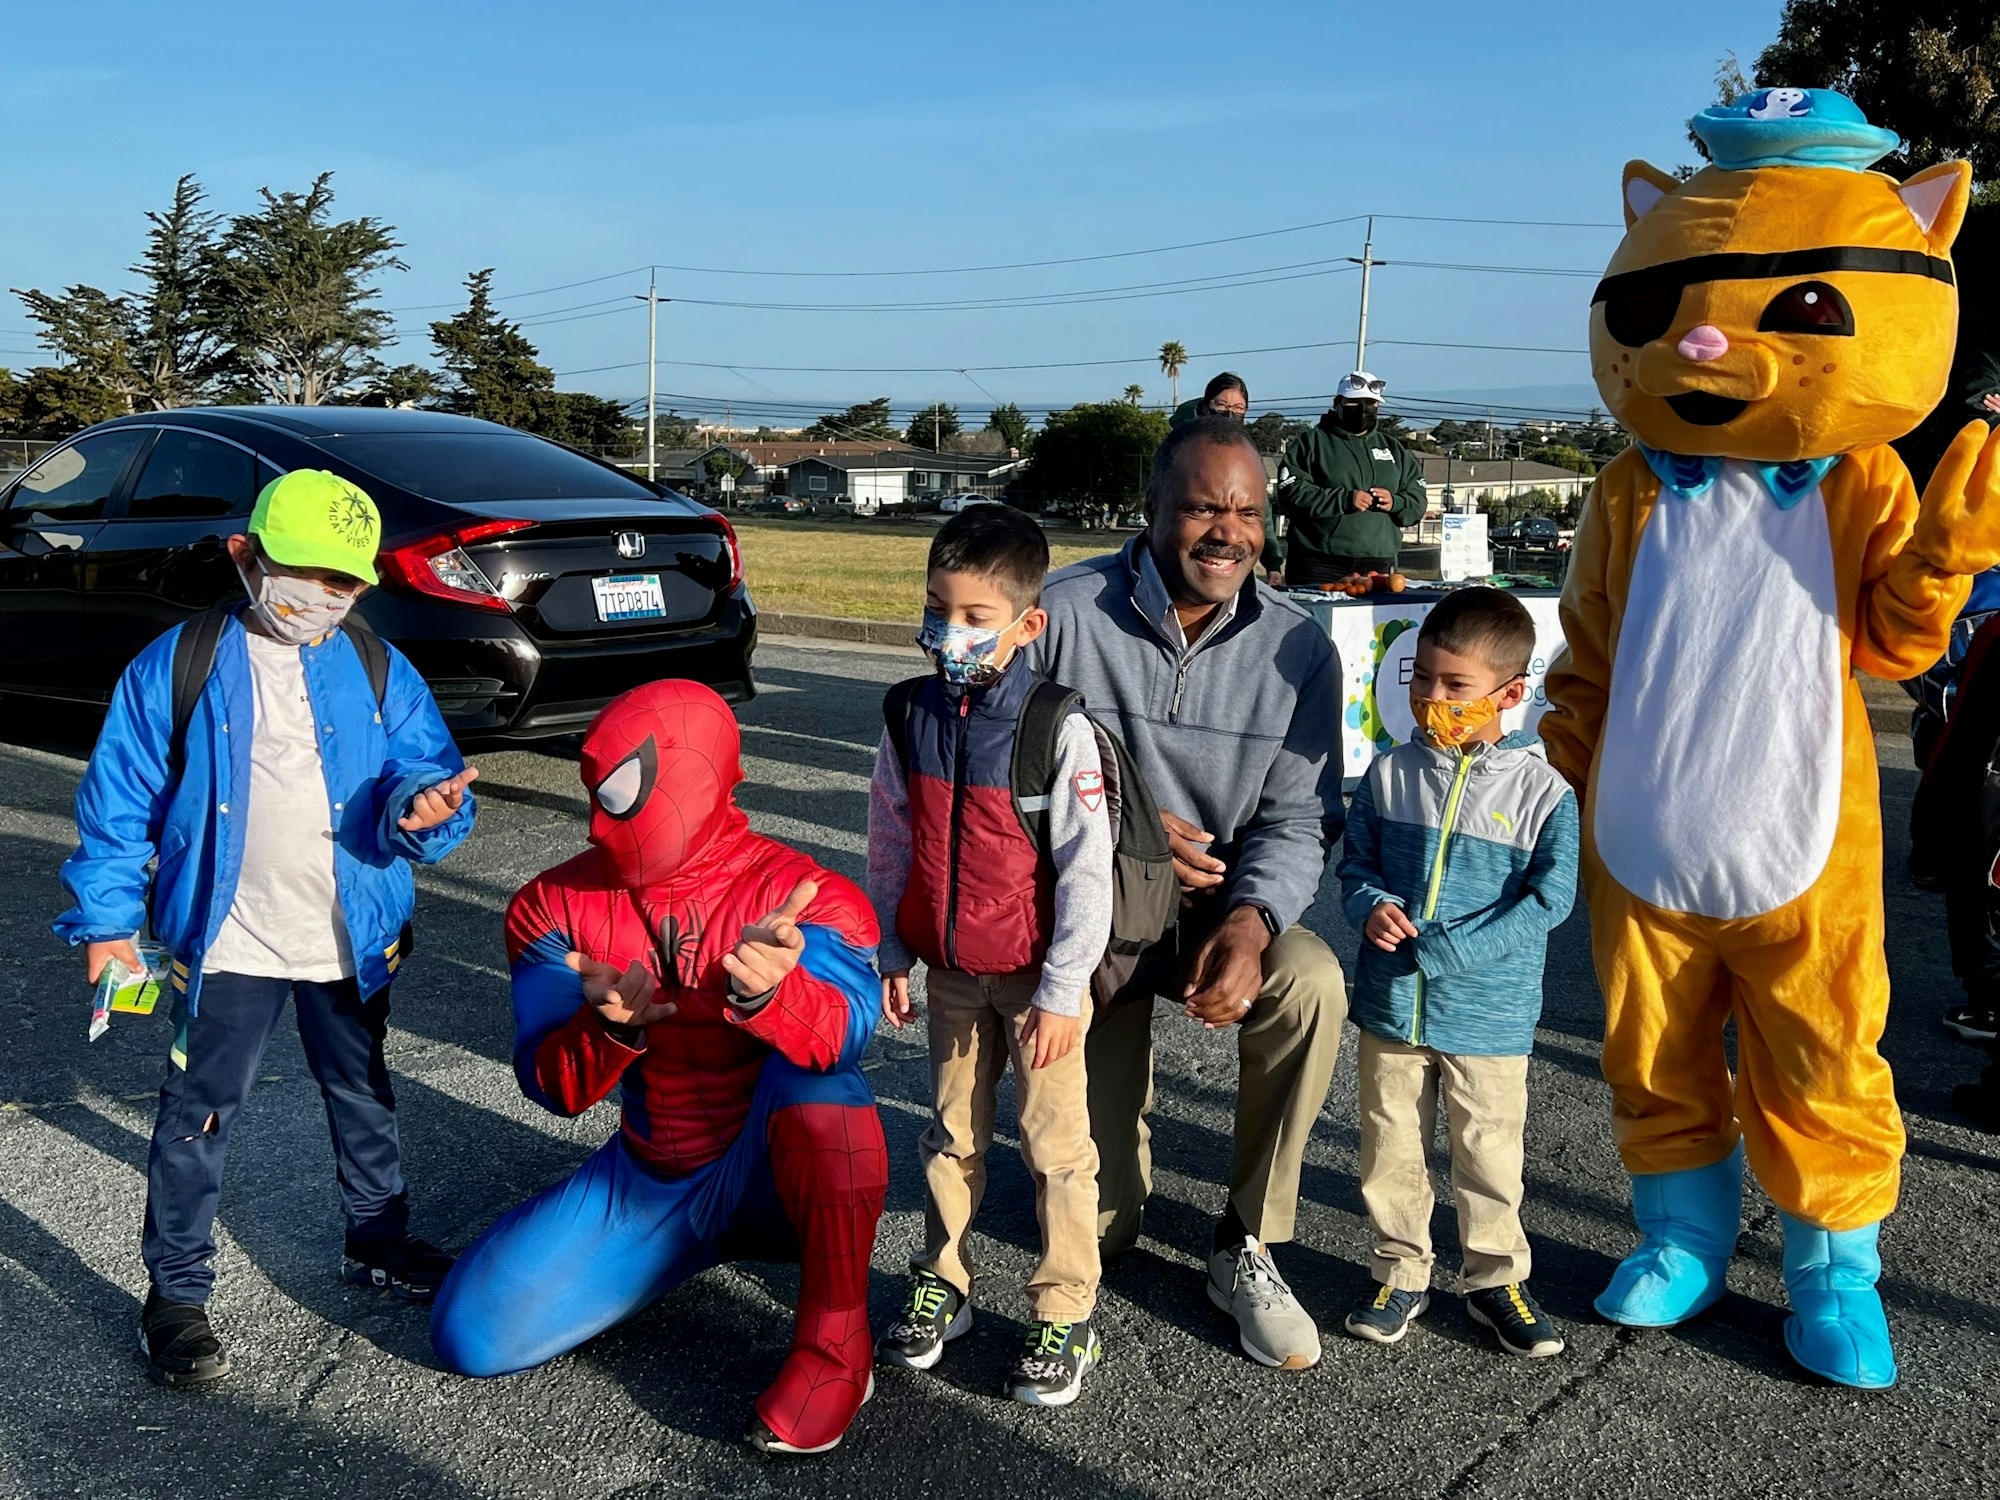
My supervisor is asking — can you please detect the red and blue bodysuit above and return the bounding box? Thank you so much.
[429,680,888,1454]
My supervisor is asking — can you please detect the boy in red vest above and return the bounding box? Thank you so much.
[868,505,1113,1406]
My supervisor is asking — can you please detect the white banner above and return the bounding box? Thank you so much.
[1290,591,1568,779]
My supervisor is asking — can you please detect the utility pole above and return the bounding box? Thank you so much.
[634,271,666,482]
[1350,216,1381,369]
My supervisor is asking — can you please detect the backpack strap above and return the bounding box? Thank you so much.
[882,677,927,777]
[1011,679,1082,848]
[341,614,392,714]
[167,605,233,776]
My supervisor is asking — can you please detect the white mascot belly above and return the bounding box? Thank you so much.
[1592,461,1844,919]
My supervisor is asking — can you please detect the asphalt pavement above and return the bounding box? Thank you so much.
[0,638,1995,1500]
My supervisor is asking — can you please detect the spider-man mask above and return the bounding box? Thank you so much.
[580,679,747,889]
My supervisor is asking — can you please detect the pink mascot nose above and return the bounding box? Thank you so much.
[1676,324,1730,362]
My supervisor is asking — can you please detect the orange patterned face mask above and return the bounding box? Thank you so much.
[1411,678,1522,750]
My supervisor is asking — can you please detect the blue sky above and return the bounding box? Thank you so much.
[0,0,1785,427]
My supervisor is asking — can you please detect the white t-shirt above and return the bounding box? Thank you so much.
[203,632,355,981]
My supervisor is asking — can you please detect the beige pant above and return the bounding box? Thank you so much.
[1357,1031,1531,1293]
[915,968,1100,1322]
[1087,924,1347,1254]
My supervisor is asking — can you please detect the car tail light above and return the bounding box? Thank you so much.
[713,512,744,591]
[380,519,533,613]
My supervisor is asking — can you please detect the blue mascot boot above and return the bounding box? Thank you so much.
[1779,1213,1897,1390]
[1595,1142,1743,1327]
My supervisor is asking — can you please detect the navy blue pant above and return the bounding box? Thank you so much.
[142,973,408,1305]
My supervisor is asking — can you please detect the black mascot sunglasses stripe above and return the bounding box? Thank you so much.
[1591,246,1954,305]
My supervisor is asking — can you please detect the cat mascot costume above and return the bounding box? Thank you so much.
[1544,88,2000,1389]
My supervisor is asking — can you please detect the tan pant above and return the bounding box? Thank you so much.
[915,968,1100,1322]
[1087,924,1347,1255]
[1357,1031,1531,1293]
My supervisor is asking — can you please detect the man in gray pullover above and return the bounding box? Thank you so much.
[1029,416,1348,1370]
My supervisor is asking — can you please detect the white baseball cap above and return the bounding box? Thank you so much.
[1337,371,1388,402]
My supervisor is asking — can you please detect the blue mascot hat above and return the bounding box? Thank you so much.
[1690,87,1902,173]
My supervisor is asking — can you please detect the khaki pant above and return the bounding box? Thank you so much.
[915,968,1100,1322]
[1357,1031,1531,1293]
[1087,924,1347,1255]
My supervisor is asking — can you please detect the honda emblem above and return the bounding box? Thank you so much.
[615,530,646,559]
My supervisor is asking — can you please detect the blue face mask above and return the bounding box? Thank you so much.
[916,608,1025,686]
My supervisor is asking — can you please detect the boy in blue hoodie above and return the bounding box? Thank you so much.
[54,470,477,1387]
[1334,587,1578,1356]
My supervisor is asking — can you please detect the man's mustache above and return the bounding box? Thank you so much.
[1190,543,1251,563]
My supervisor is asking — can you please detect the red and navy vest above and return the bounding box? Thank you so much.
[898,664,1055,976]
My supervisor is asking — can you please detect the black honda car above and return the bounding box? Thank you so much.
[0,406,757,739]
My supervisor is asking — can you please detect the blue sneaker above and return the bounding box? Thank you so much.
[1596,1143,1743,1328]
[1780,1214,1897,1390]
[1343,1282,1430,1345]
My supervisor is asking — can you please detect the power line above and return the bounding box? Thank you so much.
[383,266,651,314]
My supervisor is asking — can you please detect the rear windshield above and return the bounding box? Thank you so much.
[314,432,659,503]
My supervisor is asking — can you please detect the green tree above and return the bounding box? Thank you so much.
[1754,4,2000,177]
[1525,443,1596,476]
[1121,383,1145,406]
[1158,340,1188,409]
[806,397,895,440]
[905,401,960,450]
[208,172,406,404]
[1,365,127,435]
[985,401,1031,453]
[128,175,231,409]
[12,284,142,413]
[657,408,698,447]
[535,391,635,451]
[1246,411,1308,455]
[429,268,552,427]
[1023,401,1171,512]
[351,363,442,408]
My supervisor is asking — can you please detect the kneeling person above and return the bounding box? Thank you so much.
[430,681,888,1457]
[870,505,1112,1406]
[1335,588,1578,1356]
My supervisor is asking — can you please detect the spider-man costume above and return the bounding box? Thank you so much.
[430,680,888,1455]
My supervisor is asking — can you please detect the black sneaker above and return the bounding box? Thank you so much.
[876,1269,971,1371]
[139,1288,231,1388]
[1944,1005,2000,1043]
[1467,1282,1565,1358]
[341,1233,455,1301]
[1343,1282,1430,1345]
[1008,1318,1101,1407]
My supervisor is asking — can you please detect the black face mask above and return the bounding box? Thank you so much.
[1336,403,1377,434]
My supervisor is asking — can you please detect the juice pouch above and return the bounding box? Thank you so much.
[87,944,171,1042]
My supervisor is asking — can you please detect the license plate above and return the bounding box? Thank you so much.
[592,572,666,622]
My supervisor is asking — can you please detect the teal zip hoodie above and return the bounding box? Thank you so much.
[1336,731,1578,1055]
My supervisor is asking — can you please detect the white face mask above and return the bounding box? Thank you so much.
[241,556,359,645]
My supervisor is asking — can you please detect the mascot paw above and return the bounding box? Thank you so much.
[1780,1215,1897,1390]
[1595,1241,1731,1328]
[1914,418,2000,577]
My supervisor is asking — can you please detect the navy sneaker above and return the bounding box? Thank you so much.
[1467,1282,1565,1357]
[341,1233,454,1301]
[1944,1005,1999,1043]
[876,1269,971,1371]
[1344,1282,1430,1344]
[1008,1318,1102,1407]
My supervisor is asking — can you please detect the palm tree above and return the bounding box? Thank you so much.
[1158,341,1187,409]
[1122,383,1145,406]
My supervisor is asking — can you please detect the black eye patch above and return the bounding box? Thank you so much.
[1592,246,1951,341]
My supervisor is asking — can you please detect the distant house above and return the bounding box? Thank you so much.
[785,450,1025,508]
[1416,455,1591,513]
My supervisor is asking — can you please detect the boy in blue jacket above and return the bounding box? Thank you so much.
[1334,587,1577,1357]
[54,470,477,1388]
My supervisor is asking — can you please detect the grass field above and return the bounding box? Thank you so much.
[734,515,1113,621]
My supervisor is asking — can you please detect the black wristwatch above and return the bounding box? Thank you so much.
[1239,902,1283,939]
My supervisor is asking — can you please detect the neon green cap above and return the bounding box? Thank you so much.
[248,470,382,585]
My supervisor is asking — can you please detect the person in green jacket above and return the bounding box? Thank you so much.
[1269,372,1427,587]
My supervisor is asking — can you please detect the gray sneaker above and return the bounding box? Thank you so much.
[1205,1236,1322,1369]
